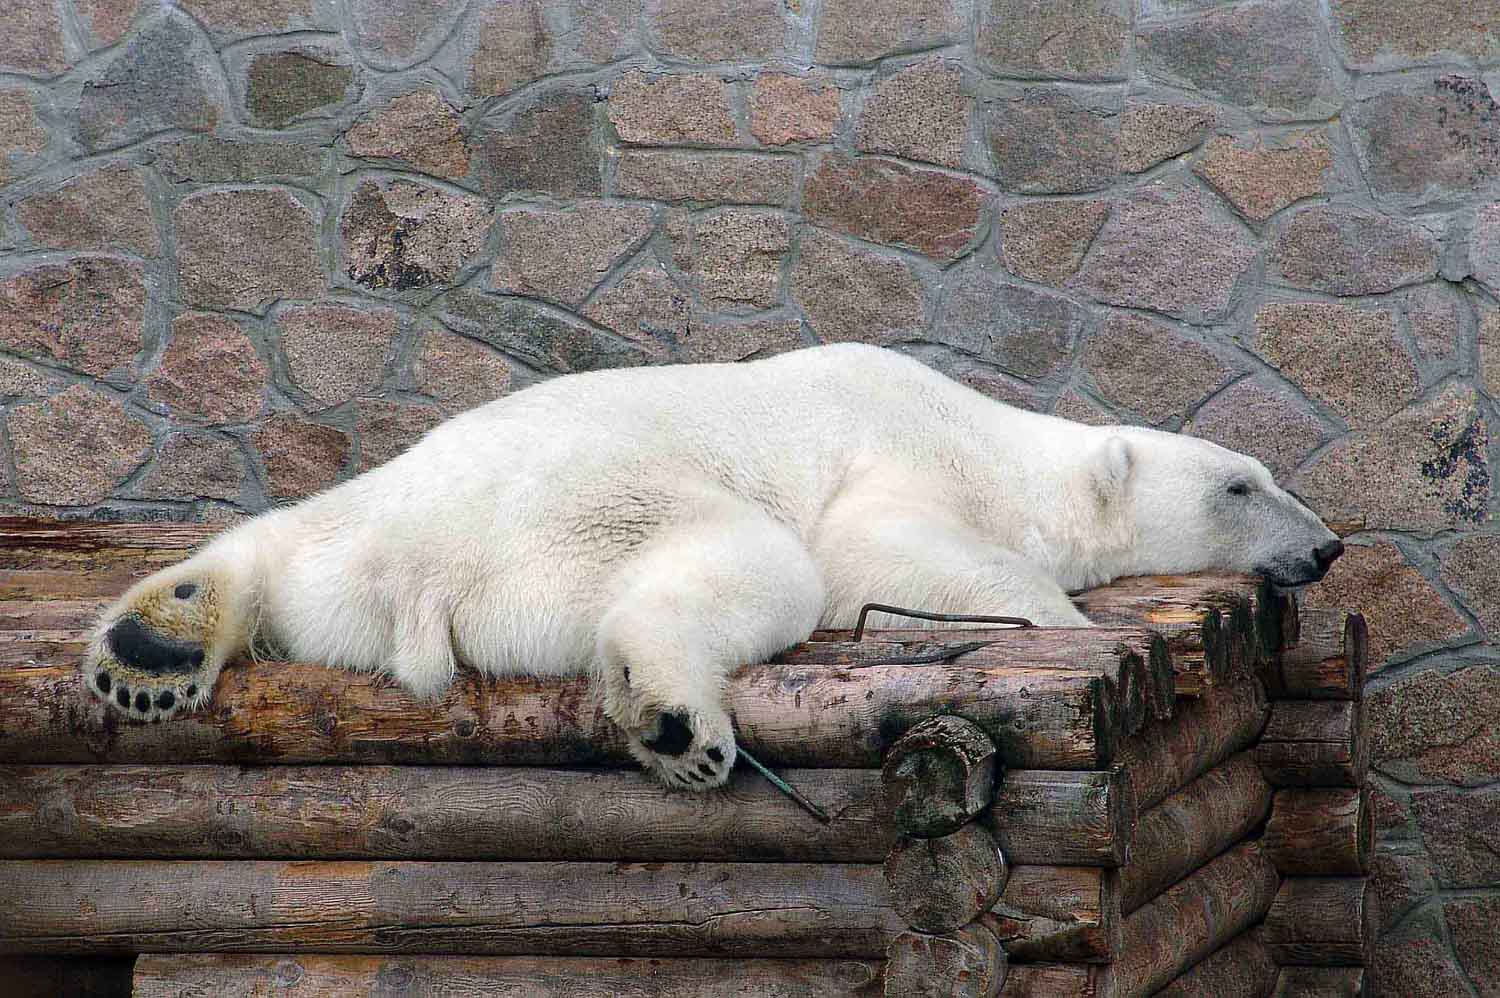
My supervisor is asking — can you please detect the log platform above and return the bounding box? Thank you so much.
[0,517,1372,996]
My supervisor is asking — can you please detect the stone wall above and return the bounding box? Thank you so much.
[0,0,1497,990]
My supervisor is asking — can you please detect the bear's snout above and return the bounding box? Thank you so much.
[106,616,206,676]
[1313,538,1344,572]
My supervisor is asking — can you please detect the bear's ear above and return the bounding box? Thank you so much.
[1089,435,1134,505]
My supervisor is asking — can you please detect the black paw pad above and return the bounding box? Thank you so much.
[186,684,197,698]
[705,746,724,763]
[116,686,130,709]
[134,691,150,712]
[156,690,175,710]
[643,711,693,757]
[96,671,111,694]
[698,763,716,776]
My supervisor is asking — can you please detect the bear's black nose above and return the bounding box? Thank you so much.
[1314,539,1345,570]
[106,616,205,676]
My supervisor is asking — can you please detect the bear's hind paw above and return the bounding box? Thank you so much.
[628,707,737,791]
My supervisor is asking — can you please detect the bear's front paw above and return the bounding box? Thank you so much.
[626,705,738,791]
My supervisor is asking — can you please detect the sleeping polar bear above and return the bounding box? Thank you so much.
[81,343,1342,788]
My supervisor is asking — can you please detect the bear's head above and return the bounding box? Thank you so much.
[80,544,261,721]
[1089,428,1342,588]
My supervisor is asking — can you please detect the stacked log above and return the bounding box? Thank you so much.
[1255,609,1374,992]
[0,517,1372,997]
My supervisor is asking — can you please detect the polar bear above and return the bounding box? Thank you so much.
[81,344,1341,788]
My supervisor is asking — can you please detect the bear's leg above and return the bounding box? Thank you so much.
[595,503,825,790]
[814,502,1091,628]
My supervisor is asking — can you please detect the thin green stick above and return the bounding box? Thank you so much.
[737,746,832,824]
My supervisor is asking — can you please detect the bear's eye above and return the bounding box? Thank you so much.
[1227,482,1251,497]
[174,583,198,600]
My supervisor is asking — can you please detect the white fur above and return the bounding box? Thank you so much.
[99,344,1338,787]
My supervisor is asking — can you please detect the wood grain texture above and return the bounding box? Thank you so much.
[984,768,1135,867]
[884,920,1007,998]
[885,823,1008,933]
[0,765,892,863]
[1120,753,1272,914]
[1111,842,1281,998]
[1271,966,1364,997]
[1263,877,1374,966]
[1000,963,1107,998]
[0,764,1146,871]
[1118,677,1269,812]
[1255,700,1369,788]
[1264,610,1366,701]
[882,714,999,838]
[132,954,885,997]
[1152,929,1277,998]
[989,866,1119,964]
[0,860,901,957]
[1262,788,1372,876]
[0,651,1119,772]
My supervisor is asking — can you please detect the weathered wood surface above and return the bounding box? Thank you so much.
[1071,573,1293,691]
[786,627,1156,733]
[1262,789,1372,876]
[0,652,1120,772]
[1111,842,1281,998]
[1271,966,1364,997]
[1119,752,1272,914]
[0,764,889,862]
[1152,929,1277,998]
[882,714,999,838]
[132,954,886,997]
[884,920,1007,998]
[1255,700,1369,788]
[885,823,1008,934]
[0,765,1131,870]
[0,860,900,957]
[1000,963,1107,998]
[1263,877,1374,966]
[989,866,1119,964]
[1118,677,1269,812]
[1264,610,1366,701]
[0,956,132,998]
[983,768,1135,867]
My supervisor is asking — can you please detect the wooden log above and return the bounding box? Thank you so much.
[0,653,1120,773]
[882,714,999,838]
[885,823,1009,933]
[794,629,1162,718]
[1118,677,1269,812]
[0,860,901,957]
[1152,929,1277,998]
[789,625,1156,725]
[132,954,886,997]
[1272,966,1364,997]
[0,764,892,863]
[1262,788,1372,876]
[989,866,1119,964]
[1110,842,1281,998]
[884,919,1007,998]
[1071,573,1264,691]
[1263,877,1374,966]
[983,768,1135,867]
[1000,963,1107,998]
[1255,700,1368,787]
[1120,752,1272,914]
[1263,610,1366,701]
[0,956,133,998]
[0,765,1140,870]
